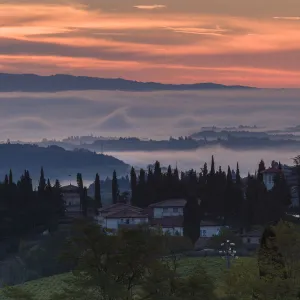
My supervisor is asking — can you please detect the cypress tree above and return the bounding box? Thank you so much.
[9,169,13,185]
[137,169,147,207]
[236,162,241,185]
[258,159,266,182]
[77,173,84,211]
[210,155,215,175]
[38,167,46,194]
[130,167,137,206]
[112,170,119,204]
[4,174,8,186]
[268,170,291,222]
[94,173,102,213]
[183,194,201,244]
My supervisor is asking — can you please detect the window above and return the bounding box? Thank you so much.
[201,230,207,237]
[163,208,168,212]
[126,219,130,224]
[173,207,178,213]
[120,218,123,222]
[247,238,251,243]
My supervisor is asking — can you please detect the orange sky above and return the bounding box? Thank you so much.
[1,0,300,87]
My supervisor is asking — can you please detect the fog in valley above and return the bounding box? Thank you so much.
[1,89,299,179]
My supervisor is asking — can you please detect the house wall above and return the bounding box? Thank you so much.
[63,192,80,206]
[102,217,148,231]
[200,226,221,238]
[263,174,275,191]
[153,207,183,218]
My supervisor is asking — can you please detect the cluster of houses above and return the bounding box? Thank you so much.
[60,186,262,247]
[60,161,299,249]
[60,184,224,238]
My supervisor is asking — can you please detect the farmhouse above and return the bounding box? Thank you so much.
[95,203,148,233]
[61,184,81,215]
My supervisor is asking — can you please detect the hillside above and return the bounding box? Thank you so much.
[0,144,129,181]
[0,73,255,92]
[0,257,255,300]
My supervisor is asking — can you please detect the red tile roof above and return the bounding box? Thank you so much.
[149,199,186,208]
[105,209,148,219]
[99,203,143,214]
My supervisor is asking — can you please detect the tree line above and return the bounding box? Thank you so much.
[0,156,293,246]
[0,168,65,241]
[128,157,291,235]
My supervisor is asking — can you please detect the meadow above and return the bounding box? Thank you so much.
[0,256,255,300]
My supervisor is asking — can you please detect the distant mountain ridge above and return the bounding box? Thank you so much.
[0,143,129,182]
[0,73,256,92]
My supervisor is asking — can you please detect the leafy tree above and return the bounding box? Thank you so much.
[49,220,165,300]
[273,220,300,279]
[258,224,287,281]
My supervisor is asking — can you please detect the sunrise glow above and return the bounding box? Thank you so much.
[1,0,300,87]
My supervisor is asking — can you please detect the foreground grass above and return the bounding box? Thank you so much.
[0,256,255,300]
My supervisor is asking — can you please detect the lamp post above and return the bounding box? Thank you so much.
[219,239,238,269]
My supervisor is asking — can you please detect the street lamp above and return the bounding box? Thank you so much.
[219,239,238,269]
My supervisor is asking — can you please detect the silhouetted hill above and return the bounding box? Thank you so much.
[0,73,256,92]
[0,144,129,182]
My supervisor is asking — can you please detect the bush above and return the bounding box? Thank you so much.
[165,236,194,253]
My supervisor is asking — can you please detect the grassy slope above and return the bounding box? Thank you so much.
[0,257,255,300]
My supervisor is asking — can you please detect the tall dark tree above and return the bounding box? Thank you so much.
[210,155,215,175]
[136,168,147,207]
[258,159,266,182]
[77,173,84,212]
[38,167,46,194]
[130,167,137,206]
[8,169,13,185]
[4,174,8,186]
[94,173,102,212]
[112,170,119,204]
[267,170,291,222]
[236,162,241,186]
[183,194,201,244]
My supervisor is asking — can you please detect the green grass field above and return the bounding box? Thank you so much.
[0,256,254,300]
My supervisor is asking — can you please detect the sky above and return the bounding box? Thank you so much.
[1,0,300,87]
